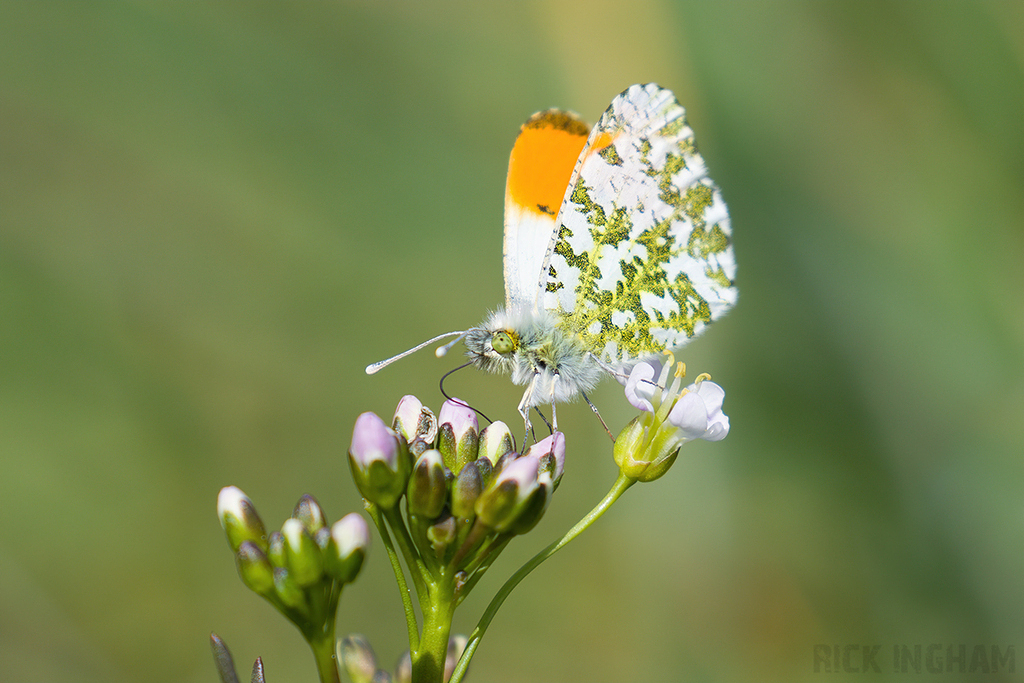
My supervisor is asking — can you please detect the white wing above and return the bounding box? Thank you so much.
[541,83,737,363]
[502,110,590,314]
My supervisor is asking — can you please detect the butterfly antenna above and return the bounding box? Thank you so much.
[434,331,470,358]
[365,330,467,374]
[439,362,494,425]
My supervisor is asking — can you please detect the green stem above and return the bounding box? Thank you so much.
[308,628,341,683]
[383,506,430,608]
[448,472,636,683]
[366,503,420,650]
[412,574,456,683]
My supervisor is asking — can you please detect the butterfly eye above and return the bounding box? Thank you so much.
[491,331,516,355]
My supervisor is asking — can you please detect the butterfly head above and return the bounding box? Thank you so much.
[464,313,521,375]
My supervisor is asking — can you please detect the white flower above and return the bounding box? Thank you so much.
[614,354,730,482]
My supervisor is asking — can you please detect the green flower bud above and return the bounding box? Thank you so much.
[450,460,484,520]
[292,494,328,534]
[235,540,275,594]
[477,420,515,466]
[406,449,447,519]
[349,412,410,509]
[475,455,540,532]
[338,634,378,683]
[267,530,286,568]
[325,513,369,584]
[438,399,478,475]
[506,477,552,536]
[217,486,268,552]
[426,513,457,556]
[273,567,306,611]
[282,518,323,587]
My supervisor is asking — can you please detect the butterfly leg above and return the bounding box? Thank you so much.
[549,372,559,430]
[580,390,615,441]
[517,372,540,437]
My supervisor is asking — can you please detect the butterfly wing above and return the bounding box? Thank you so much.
[503,110,590,314]
[541,83,737,364]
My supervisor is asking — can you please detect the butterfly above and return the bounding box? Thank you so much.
[368,84,737,431]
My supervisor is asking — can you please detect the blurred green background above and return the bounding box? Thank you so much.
[2,2,1022,682]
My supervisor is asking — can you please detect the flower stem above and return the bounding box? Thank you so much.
[308,629,341,683]
[365,502,420,650]
[411,575,456,683]
[448,472,636,683]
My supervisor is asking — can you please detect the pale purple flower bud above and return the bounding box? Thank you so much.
[392,395,437,445]
[525,432,565,483]
[338,635,378,683]
[475,454,540,532]
[348,412,409,509]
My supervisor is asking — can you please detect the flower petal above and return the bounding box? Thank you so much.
[625,362,657,412]
[666,391,710,440]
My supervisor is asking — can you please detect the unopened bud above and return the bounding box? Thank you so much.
[451,460,484,519]
[438,399,478,475]
[349,412,410,509]
[282,518,323,586]
[445,635,469,682]
[475,455,540,532]
[273,567,305,611]
[292,494,328,534]
[427,513,457,556]
[325,513,369,584]
[477,421,515,465]
[393,395,438,444]
[217,486,268,552]
[235,540,274,594]
[338,634,378,683]
[406,449,447,519]
[395,651,412,683]
[267,530,286,568]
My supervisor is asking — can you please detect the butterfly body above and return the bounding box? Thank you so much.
[463,308,603,411]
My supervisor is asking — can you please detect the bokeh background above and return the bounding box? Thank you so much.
[2,2,1022,682]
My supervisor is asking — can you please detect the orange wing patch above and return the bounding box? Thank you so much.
[506,110,590,217]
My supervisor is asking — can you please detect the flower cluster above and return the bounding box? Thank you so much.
[216,487,368,662]
[349,395,564,588]
[215,361,730,683]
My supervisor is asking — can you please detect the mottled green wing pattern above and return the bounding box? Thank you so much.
[540,83,737,364]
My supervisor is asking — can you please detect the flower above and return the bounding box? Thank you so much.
[348,411,410,509]
[614,354,730,482]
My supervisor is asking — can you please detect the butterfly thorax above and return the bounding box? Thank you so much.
[464,308,603,408]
